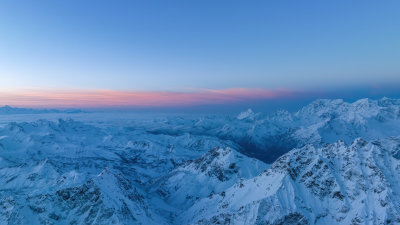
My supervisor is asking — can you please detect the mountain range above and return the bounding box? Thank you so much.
[0,98,399,224]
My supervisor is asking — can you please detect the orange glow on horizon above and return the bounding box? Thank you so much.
[0,88,294,108]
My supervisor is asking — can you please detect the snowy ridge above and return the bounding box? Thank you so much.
[153,147,268,210]
[15,168,165,225]
[184,137,400,224]
[144,97,400,163]
[237,109,256,120]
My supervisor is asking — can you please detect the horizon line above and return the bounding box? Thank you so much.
[0,85,398,109]
[0,88,302,108]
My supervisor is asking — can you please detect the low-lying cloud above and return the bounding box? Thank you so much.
[0,88,295,108]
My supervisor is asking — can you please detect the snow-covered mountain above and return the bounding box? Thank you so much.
[0,119,235,224]
[183,137,400,224]
[152,147,268,210]
[0,98,399,224]
[144,97,400,163]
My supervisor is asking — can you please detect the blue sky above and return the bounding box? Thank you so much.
[0,1,399,108]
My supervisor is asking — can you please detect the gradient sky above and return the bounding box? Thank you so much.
[0,1,399,108]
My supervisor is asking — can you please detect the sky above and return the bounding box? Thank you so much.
[0,0,399,109]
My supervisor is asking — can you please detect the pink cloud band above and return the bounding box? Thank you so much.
[0,88,294,108]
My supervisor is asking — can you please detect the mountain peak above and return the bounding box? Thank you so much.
[237,108,255,120]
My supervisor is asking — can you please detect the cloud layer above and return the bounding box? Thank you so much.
[0,88,294,108]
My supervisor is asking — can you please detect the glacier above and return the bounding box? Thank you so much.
[0,98,399,224]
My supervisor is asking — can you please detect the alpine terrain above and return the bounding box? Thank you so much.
[0,98,400,225]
